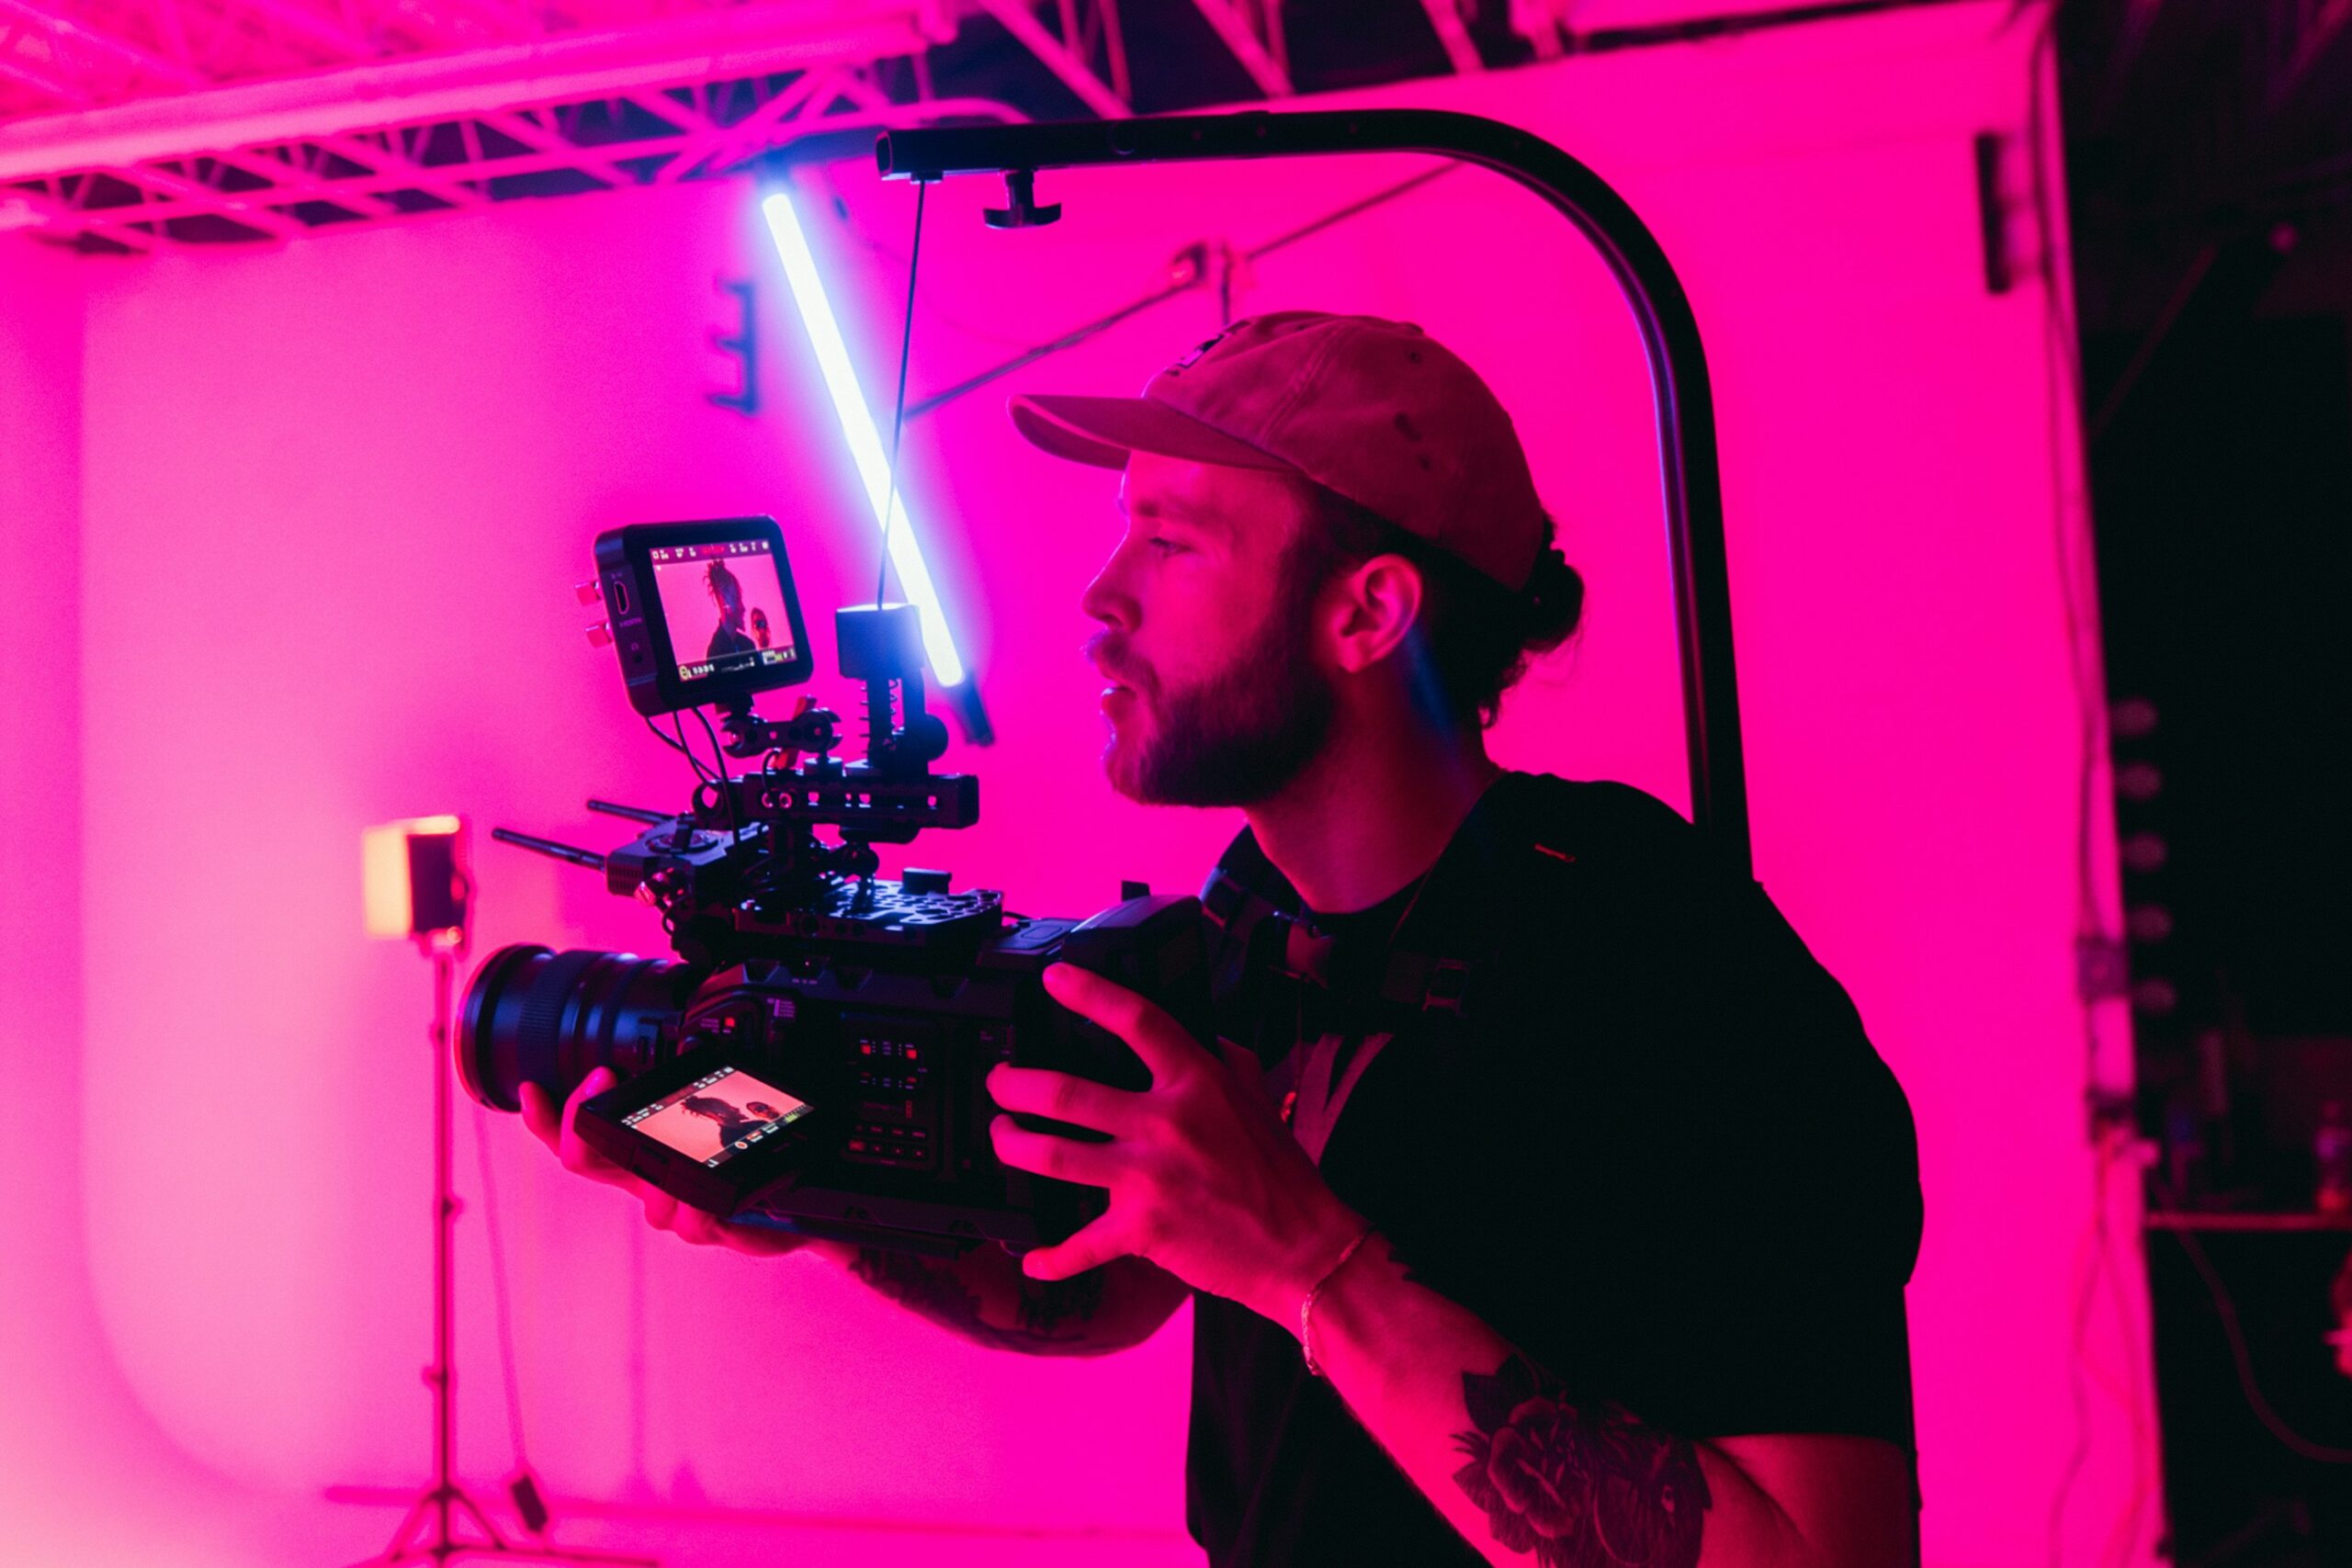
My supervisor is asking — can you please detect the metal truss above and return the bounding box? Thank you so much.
[974,0,1128,116]
[7,1,2138,254]
[0,0,993,248]
[0,0,1416,252]
[2072,0,2352,226]
[1419,0,1485,73]
[1506,0,1571,60]
[7,83,1036,251]
[2265,0,2352,112]
[1184,0,1288,96]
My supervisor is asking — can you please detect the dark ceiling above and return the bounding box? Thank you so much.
[922,0,2352,330]
[2057,0,2352,330]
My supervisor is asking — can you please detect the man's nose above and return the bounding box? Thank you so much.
[1080,548,1137,631]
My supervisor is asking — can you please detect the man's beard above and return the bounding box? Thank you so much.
[1102,584,1335,808]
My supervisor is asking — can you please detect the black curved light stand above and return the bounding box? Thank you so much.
[871,108,1751,875]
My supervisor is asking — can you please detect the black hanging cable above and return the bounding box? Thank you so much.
[2146,1177,2352,1466]
[649,715,715,784]
[876,177,929,610]
[671,712,706,778]
[691,703,742,839]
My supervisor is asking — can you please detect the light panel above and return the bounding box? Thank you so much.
[360,814,465,941]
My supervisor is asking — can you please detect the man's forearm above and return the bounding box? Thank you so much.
[848,1247,1179,1357]
[1308,1235,1821,1568]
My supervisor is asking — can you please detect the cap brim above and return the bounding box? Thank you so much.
[1008,393,1297,473]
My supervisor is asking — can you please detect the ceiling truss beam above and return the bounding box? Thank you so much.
[2270,0,2352,111]
[1419,0,1484,73]
[0,0,1197,253]
[976,0,1126,118]
[3,89,1022,247]
[1183,0,1290,98]
[0,0,210,95]
[0,40,93,108]
[0,0,944,178]
[223,0,382,62]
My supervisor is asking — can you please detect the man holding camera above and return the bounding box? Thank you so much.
[526,311,1922,1568]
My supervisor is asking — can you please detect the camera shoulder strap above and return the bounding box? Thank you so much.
[1198,774,1594,1048]
[1374,773,1598,1030]
[1200,828,1307,1066]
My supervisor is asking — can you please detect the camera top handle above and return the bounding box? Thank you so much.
[869,108,1749,878]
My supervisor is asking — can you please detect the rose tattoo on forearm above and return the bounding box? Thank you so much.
[1452,1353,1710,1568]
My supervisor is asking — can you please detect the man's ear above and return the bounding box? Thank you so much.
[1326,554,1425,674]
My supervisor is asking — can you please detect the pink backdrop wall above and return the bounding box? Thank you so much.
[0,230,311,1567]
[3,4,2154,1563]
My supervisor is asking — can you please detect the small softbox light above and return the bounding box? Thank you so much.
[362,815,470,945]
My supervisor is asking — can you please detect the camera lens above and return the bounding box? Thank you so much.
[458,945,702,1112]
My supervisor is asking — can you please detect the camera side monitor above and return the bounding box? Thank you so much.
[594,516,814,718]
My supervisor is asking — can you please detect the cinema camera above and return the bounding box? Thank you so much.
[457,516,1210,1257]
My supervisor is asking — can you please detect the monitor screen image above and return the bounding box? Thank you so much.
[649,538,800,686]
[623,1065,812,1168]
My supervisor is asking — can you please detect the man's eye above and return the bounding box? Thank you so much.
[1148,536,1186,556]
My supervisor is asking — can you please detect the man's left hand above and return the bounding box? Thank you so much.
[987,962,1366,1325]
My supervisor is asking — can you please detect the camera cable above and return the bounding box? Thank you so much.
[647,715,715,785]
[688,704,742,841]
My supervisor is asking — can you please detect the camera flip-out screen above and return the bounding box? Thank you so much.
[628,1063,813,1168]
[595,517,814,716]
[576,1043,822,1215]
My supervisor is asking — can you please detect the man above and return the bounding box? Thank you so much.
[703,559,758,661]
[525,312,1923,1568]
[677,1094,767,1150]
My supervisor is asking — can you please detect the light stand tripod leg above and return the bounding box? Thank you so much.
[340,944,659,1568]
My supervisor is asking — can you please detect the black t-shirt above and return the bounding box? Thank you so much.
[708,624,756,660]
[1185,773,1923,1568]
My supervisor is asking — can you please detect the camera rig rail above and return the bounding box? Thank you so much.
[497,596,992,967]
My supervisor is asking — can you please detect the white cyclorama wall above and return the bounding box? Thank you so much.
[56,4,2153,1565]
[0,240,291,1567]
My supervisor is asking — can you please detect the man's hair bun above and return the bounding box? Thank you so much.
[1292,482,1587,729]
[1518,536,1586,657]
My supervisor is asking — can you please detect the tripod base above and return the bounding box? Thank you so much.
[345,1478,657,1568]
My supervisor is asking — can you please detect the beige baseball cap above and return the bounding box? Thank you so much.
[1009,310,1545,591]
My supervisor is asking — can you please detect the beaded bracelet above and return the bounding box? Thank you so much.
[1299,1224,1375,1380]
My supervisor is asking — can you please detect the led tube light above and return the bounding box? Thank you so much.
[761,186,968,687]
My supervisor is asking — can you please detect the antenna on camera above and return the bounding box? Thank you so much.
[489,828,607,872]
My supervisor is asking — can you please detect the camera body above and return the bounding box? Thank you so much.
[459,517,1209,1256]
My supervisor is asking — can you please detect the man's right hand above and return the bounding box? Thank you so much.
[518,1066,842,1262]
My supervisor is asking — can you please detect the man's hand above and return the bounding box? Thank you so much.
[986,963,1364,1325]
[518,1067,830,1260]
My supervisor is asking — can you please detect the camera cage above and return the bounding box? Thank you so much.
[494,511,997,986]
